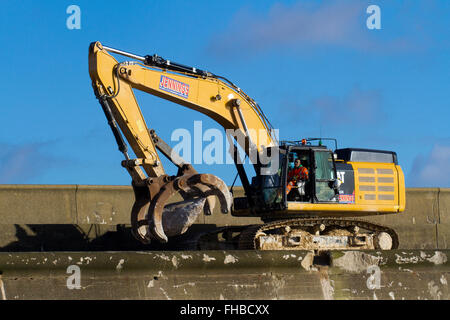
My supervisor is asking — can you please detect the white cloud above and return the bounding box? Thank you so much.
[409,144,450,187]
[281,86,385,127]
[0,142,69,184]
[207,0,414,57]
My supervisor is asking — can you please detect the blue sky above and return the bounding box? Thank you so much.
[0,0,449,187]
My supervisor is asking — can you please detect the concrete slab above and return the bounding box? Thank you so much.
[0,185,77,224]
[438,189,450,249]
[0,185,448,250]
[75,185,133,225]
[0,250,447,300]
[329,250,449,300]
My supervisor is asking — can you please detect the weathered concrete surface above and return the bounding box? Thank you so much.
[367,188,442,249]
[75,185,133,225]
[438,189,450,249]
[329,250,449,300]
[0,250,447,300]
[0,185,449,249]
[0,185,77,224]
[0,185,261,227]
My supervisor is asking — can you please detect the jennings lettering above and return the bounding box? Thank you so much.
[159,75,189,98]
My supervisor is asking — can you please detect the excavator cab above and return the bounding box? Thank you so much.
[239,141,340,214]
[282,140,340,205]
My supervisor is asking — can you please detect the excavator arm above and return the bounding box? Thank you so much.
[88,41,277,244]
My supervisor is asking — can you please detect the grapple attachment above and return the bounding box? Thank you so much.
[131,173,232,244]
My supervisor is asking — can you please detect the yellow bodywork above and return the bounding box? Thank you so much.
[284,162,405,216]
[350,162,405,211]
[242,161,405,218]
[232,159,406,218]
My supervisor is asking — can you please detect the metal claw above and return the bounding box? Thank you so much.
[148,174,232,243]
[130,201,152,244]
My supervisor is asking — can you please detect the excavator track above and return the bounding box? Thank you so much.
[237,217,399,251]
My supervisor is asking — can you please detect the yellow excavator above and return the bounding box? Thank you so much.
[88,41,405,251]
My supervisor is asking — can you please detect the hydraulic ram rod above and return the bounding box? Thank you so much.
[102,45,147,62]
[102,45,211,76]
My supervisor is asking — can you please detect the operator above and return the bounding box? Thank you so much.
[286,159,309,195]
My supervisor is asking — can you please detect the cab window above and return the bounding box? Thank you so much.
[259,151,285,206]
[314,151,337,202]
[315,151,335,180]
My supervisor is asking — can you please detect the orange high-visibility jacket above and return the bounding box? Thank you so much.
[288,166,309,182]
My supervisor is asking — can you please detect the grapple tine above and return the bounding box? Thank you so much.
[148,179,182,243]
[196,174,232,214]
[130,200,151,244]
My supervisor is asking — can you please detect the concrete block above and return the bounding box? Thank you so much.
[0,185,77,224]
[366,188,439,249]
[329,250,449,300]
[75,185,134,225]
[0,250,448,300]
[439,188,450,221]
[438,189,450,249]
[0,185,447,249]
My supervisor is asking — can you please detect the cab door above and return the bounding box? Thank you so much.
[313,150,339,202]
